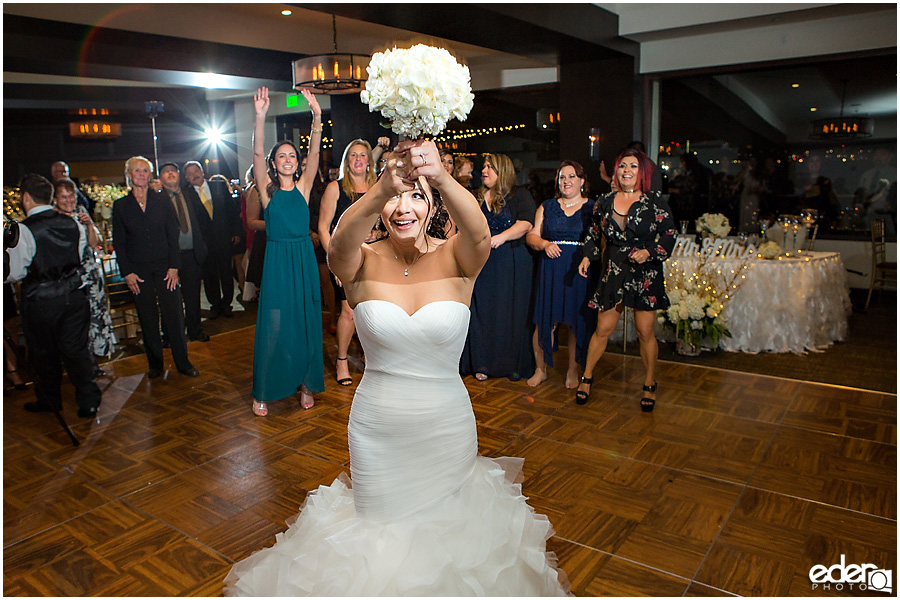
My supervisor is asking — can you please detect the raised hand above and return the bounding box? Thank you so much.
[301,89,321,119]
[254,87,270,117]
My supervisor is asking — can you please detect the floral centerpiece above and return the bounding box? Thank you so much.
[360,44,475,139]
[695,212,731,239]
[757,240,782,259]
[82,183,129,224]
[659,252,748,354]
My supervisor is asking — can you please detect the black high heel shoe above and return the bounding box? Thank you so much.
[575,377,592,405]
[335,357,352,386]
[640,382,657,412]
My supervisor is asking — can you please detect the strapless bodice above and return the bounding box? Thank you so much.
[353,300,470,381]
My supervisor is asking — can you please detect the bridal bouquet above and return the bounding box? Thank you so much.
[757,240,782,259]
[361,44,475,139]
[695,212,731,239]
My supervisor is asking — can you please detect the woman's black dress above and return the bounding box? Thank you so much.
[583,191,677,312]
[460,187,536,379]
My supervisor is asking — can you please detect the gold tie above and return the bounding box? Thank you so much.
[199,186,213,218]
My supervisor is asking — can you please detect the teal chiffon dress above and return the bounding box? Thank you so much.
[252,186,324,401]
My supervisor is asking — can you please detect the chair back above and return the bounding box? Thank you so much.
[871,219,887,265]
[101,255,140,340]
[806,224,819,251]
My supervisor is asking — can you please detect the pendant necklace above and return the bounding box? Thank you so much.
[392,248,423,276]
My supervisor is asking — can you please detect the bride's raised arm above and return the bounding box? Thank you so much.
[397,140,490,277]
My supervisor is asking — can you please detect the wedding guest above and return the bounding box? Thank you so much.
[318,138,378,387]
[525,161,594,388]
[244,167,266,300]
[576,149,675,412]
[249,87,323,416]
[460,153,535,381]
[53,178,117,366]
[454,156,474,189]
[440,149,455,174]
[113,156,199,379]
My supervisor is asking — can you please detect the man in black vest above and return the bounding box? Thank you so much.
[182,161,242,319]
[159,162,210,342]
[5,174,101,418]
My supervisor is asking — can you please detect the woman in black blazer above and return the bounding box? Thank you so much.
[112,156,198,378]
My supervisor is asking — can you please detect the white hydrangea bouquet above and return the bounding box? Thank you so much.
[757,240,782,259]
[695,212,731,239]
[659,252,748,351]
[360,44,475,139]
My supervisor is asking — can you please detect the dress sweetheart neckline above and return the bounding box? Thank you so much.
[353,299,468,318]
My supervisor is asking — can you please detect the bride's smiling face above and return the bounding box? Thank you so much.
[382,182,433,242]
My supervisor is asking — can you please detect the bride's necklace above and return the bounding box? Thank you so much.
[392,248,424,277]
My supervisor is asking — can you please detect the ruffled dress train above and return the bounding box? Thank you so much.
[225,300,568,596]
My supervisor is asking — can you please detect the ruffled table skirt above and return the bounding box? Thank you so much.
[664,251,851,354]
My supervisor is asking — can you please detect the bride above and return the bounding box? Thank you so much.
[224,139,569,596]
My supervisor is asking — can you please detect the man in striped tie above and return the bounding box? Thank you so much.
[182,161,242,320]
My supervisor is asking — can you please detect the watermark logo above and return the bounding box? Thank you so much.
[809,555,892,593]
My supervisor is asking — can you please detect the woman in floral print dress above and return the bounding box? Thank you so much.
[576,148,676,411]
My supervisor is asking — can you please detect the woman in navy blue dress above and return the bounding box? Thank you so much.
[525,161,594,388]
[459,153,536,381]
[576,149,676,412]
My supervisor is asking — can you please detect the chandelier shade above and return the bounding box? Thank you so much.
[808,116,874,139]
[292,15,369,95]
[293,53,368,94]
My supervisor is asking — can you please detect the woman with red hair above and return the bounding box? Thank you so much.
[576,149,676,412]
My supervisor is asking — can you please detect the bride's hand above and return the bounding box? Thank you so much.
[394,139,447,188]
[378,152,416,198]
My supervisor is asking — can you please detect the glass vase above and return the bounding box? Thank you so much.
[676,339,701,356]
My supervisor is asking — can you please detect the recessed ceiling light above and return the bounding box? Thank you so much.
[810,107,817,112]
[791,83,800,88]
[281,9,292,16]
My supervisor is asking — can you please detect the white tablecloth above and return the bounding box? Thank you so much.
[664,251,851,354]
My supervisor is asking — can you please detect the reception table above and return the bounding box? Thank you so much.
[664,251,851,354]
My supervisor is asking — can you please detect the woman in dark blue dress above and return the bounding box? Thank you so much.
[576,149,676,412]
[526,160,594,389]
[460,153,536,381]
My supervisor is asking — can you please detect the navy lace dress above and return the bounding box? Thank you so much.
[460,188,536,379]
[531,198,595,367]
[583,191,676,312]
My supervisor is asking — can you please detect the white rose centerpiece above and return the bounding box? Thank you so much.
[757,240,782,259]
[695,213,731,239]
[360,44,475,139]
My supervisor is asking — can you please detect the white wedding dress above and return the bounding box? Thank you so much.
[224,300,569,596]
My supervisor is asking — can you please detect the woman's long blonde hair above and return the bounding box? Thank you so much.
[339,139,376,200]
[476,153,516,215]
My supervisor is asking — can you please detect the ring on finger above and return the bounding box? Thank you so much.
[420,152,427,166]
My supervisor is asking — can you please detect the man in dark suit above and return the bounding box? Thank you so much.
[159,162,210,342]
[182,161,242,319]
[5,174,102,418]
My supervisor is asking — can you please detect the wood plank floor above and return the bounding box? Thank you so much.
[4,324,896,596]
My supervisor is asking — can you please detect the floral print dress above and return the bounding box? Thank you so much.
[583,191,676,312]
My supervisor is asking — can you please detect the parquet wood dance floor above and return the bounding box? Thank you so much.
[3,324,896,596]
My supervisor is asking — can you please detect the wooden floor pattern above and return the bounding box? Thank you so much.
[3,324,896,596]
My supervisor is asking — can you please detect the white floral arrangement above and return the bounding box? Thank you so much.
[82,183,129,224]
[695,212,731,239]
[757,240,782,259]
[360,44,475,139]
[659,252,748,350]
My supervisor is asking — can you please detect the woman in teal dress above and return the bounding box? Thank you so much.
[250,87,324,416]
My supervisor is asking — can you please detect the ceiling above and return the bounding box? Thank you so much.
[2,3,897,154]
